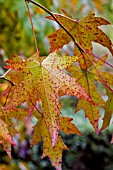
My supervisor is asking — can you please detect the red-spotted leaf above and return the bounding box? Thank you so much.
[66,52,113,132]
[0,104,28,158]
[67,63,105,132]
[0,118,16,157]
[32,110,81,170]
[59,116,82,135]
[0,104,28,137]
[46,13,113,55]
[32,111,67,170]
[4,52,94,146]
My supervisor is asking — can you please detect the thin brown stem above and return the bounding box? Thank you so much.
[25,1,40,64]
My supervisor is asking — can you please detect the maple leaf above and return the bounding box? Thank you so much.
[59,116,82,135]
[91,55,113,131]
[5,109,28,137]
[101,88,113,131]
[0,104,28,157]
[4,52,94,146]
[46,13,113,55]
[32,110,81,170]
[0,104,28,137]
[66,53,113,132]
[67,61,106,132]
[0,140,12,158]
[0,113,16,157]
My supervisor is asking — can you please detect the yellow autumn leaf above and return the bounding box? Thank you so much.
[4,52,93,146]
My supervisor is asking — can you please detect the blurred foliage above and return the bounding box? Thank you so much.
[103,0,113,24]
[0,0,113,169]
[62,131,113,170]
[0,0,55,58]
[1,125,113,170]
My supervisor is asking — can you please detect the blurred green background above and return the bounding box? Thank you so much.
[0,0,113,170]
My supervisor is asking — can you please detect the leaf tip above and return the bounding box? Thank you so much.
[111,138,113,144]
[96,128,99,135]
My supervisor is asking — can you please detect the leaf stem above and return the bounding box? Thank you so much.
[30,99,44,117]
[85,52,113,93]
[84,51,113,69]
[25,1,40,64]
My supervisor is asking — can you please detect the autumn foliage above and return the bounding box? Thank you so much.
[0,1,113,170]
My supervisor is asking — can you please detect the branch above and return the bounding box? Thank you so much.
[0,70,14,86]
[0,70,15,106]
[0,76,14,86]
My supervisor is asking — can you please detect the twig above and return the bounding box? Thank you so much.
[0,70,15,106]
[0,76,14,86]
[0,69,14,86]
